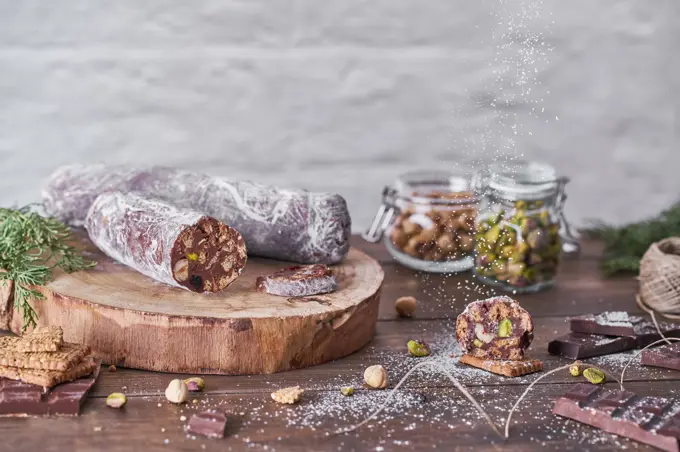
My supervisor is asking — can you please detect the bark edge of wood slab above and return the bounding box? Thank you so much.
[4,239,383,375]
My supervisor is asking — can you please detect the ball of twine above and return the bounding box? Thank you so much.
[638,237,680,319]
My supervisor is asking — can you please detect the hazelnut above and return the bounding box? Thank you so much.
[436,233,456,253]
[106,392,127,408]
[401,220,422,236]
[389,228,409,248]
[165,379,189,404]
[364,365,388,389]
[458,233,474,252]
[395,296,417,318]
[173,259,189,282]
[184,377,205,392]
[108,365,117,372]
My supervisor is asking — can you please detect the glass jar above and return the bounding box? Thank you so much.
[472,161,576,293]
[363,170,480,273]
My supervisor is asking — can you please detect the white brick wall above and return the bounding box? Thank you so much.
[0,0,678,231]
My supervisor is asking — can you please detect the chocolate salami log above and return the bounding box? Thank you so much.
[85,191,247,293]
[43,164,351,264]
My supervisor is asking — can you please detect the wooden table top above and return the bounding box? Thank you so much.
[2,236,678,452]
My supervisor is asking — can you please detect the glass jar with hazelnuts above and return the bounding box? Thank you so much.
[472,161,580,292]
[363,170,479,273]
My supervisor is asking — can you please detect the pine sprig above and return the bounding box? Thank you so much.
[0,206,96,331]
[582,201,680,276]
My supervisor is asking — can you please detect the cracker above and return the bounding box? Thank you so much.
[0,357,98,388]
[459,354,543,377]
[0,337,90,371]
[15,326,64,352]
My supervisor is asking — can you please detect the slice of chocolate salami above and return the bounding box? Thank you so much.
[85,191,247,293]
[43,164,351,264]
[456,296,534,361]
[256,265,337,297]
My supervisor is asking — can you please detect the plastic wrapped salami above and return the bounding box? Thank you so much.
[85,191,248,293]
[43,164,351,264]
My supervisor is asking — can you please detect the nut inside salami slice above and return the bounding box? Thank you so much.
[171,217,248,293]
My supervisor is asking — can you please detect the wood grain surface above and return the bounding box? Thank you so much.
[0,237,384,375]
[1,237,678,452]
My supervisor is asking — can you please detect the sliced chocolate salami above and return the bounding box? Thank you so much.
[456,296,534,361]
[85,191,247,293]
[256,265,337,297]
[43,164,351,264]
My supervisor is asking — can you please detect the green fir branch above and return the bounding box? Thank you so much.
[582,201,680,277]
[0,206,96,331]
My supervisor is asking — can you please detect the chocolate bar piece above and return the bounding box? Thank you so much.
[642,343,680,371]
[570,311,637,337]
[633,322,680,349]
[553,383,680,452]
[458,354,543,377]
[548,332,637,359]
[186,410,228,439]
[570,312,680,347]
[0,360,100,416]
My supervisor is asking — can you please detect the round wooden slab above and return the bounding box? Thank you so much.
[2,238,384,375]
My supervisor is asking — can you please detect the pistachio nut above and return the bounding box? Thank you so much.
[340,387,355,397]
[184,377,205,392]
[569,361,582,377]
[583,368,606,385]
[407,339,431,357]
[106,392,127,409]
[498,319,513,338]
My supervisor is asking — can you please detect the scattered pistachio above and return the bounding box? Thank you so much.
[184,377,205,392]
[407,340,431,357]
[271,386,303,404]
[473,338,484,348]
[569,361,583,377]
[497,319,513,338]
[186,253,198,261]
[340,387,354,397]
[106,392,127,409]
[165,379,189,404]
[583,368,606,385]
[395,296,417,318]
[364,365,388,389]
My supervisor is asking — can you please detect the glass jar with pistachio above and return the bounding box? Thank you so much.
[473,161,574,292]
[363,170,479,273]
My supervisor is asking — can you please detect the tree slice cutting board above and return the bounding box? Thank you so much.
[0,236,384,375]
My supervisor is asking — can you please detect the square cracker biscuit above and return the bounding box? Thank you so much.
[459,354,543,377]
[0,357,98,388]
[15,326,64,353]
[0,337,90,371]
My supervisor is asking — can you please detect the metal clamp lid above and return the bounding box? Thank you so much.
[362,187,397,243]
[555,177,581,254]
